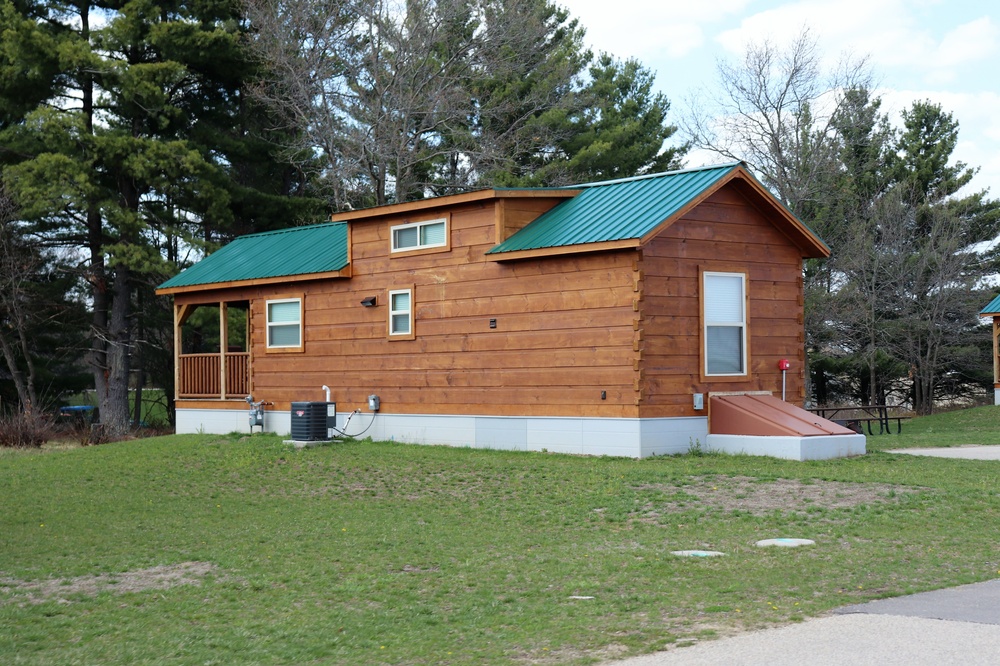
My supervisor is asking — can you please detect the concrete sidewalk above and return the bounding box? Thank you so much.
[608,580,1000,666]
[607,446,1000,665]
[890,445,1000,460]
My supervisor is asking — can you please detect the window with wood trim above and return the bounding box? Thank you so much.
[391,218,447,253]
[266,298,302,349]
[703,271,747,376]
[388,288,413,338]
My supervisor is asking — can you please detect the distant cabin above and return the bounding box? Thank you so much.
[157,162,855,458]
[981,294,1000,405]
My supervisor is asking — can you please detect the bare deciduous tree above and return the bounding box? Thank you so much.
[682,29,872,216]
[0,185,40,413]
[243,0,586,206]
[687,30,999,411]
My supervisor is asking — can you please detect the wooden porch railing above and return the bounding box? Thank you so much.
[178,352,249,399]
[226,352,249,397]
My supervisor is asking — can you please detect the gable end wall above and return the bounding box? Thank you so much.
[638,184,807,418]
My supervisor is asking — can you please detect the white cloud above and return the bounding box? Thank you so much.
[714,1,999,83]
[560,0,752,59]
[560,0,1000,199]
[714,0,927,63]
[640,24,706,59]
[933,17,1000,66]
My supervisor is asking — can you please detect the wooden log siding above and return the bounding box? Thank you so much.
[637,186,806,418]
[238,201,641,417]
[173,180,813,421]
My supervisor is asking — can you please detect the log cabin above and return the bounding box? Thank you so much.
[980,294,1000,405]
[156,162,865,459]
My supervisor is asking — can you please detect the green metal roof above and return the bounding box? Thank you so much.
[158,222,349,290]
[487,163,741,254]
[981,293,1000,315]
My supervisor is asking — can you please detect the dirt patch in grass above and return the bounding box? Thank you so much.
[392,564,441,574]
[636,476,919,516]
[512,641,631,665]
[256,468,495,502]
[0,561,223,605]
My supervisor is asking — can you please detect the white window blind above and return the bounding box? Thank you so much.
[419,221,446,246]
[704,274,743,323]
[393,226,419,249]
[707,327,743,374]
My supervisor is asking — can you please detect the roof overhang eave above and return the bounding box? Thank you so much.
[330,189,581,223]
[486,238,641,262]
[155,265,352,296]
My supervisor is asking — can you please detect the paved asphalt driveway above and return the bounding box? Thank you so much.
[606,446,1000,666]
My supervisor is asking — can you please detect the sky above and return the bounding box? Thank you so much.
[559,0,1000,200]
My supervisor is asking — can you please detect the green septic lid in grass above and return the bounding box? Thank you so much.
[755,538,815,548]
[671,550,725,557]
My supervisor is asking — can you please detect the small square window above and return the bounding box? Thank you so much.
[267,298,302,348]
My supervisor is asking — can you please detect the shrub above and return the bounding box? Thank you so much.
[0,411,55,447]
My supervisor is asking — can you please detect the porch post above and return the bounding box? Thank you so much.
[246,304,252,397]
[173,304,182,401]
[220,302,228,399]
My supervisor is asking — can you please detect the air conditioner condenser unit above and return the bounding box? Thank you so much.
[290,401,336,441]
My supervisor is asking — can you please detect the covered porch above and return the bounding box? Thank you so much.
[174,300,251,400]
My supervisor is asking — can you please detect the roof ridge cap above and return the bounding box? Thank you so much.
[231,220,345,241]
[574,162,744,188]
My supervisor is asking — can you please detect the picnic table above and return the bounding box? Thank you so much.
[58,405,98,425]
[807,405,909,435]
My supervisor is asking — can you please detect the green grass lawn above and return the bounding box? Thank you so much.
[868,404,1000,450]
[3,408,1000,664]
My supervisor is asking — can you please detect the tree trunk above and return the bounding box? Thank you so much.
[913,369,934,416]
[0,330,32,412]
[868,356,878,406]
[98,267,133,439]
[132,302,144,428]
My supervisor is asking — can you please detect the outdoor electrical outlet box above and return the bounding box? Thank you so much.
[368,395,380,412]
[693,393,704,410]
[326,403,337,431]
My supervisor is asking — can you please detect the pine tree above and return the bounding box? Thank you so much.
[0,0,317,436]
[527,54,685,185]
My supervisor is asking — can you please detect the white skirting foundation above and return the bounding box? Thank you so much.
[705,433,867,461]
[175,409,866,460]
[175,408,708,458]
